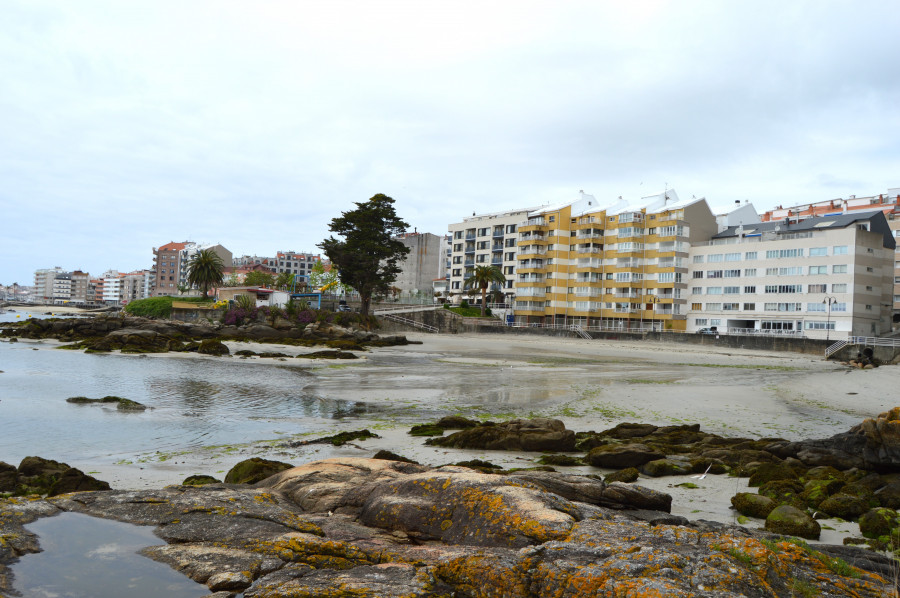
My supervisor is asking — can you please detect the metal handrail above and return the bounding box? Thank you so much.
[849,336,900,347]
[380,313,439,333]
[825,340,848,358]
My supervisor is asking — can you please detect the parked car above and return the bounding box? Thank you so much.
[696,327,718,335]
[337,304,352,312]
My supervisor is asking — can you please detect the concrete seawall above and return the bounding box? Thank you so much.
[377,309,900,360]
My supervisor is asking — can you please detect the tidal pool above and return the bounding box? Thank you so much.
[12,512,207,598]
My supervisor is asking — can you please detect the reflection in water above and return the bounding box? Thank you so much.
[12,512,207,598]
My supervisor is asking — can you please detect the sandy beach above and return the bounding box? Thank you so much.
[27,328,880,546]
[4,308,896,544]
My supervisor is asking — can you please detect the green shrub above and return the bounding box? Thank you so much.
[460,300,469,308]
[124,297,175,319]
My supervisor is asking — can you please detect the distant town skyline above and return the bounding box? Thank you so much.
[2,1,898,285]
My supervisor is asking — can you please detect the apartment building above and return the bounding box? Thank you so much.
[152,242,232,296]
[51,272,72,304]
[513,191,717,331]
[152,242,187,296]
[71,271,90,303]
[101,270,122,304]
[121,270,152,304]
[271,251,321,282]
[759,187,900,322]
[33,267,65,302]
[686,212,895,339]
[448,207,538,302]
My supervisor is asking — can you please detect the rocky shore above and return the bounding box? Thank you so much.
[0,313,412,354]
[4,412,900,596]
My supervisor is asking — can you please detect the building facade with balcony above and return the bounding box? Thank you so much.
[447,207,539,303]
[758,187,900,324]
[686,212,896,339]
[513,191,717,331]
[33,267,65,302]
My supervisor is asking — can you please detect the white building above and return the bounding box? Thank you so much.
[448,206,541,302]
[34,267,65,302]
[686,212,895,339]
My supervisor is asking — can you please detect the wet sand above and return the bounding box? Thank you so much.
[76,330,895,545]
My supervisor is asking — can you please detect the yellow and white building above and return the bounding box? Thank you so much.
[514,190,717,331]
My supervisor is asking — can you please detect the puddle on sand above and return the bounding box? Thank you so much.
[12,512,208,598]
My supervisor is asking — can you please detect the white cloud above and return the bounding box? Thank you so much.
[0,0,898,284]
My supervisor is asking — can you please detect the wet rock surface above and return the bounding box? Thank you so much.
[1,457,897,597]
[0,314,409,353]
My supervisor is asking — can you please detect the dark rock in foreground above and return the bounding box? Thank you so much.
[1,457,894,597]
[425,418,576,452]
[0,456,110,497]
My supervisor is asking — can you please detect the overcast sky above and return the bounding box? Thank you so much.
[1,1,898,285]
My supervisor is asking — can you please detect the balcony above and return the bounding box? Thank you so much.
[576,258,602,268]
[577,229,604,239]
[464,259,474,266]
[493,229,505,237]
[491,258,503,266]
[514,300,546,311]
[516,289,546,297]
[574,289,601,297]
[577,247,602,255]
[518,260,544,269]
[519,246,547,256]
[492,244,504,251]
[519,233,546,242]
[518,274,544,282]
[465,246,476,254]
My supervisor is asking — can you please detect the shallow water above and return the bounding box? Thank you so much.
[11,512,208,597]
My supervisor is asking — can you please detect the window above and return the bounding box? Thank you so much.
[833,246,848,255]
[692,271,704,279]
[694,318,708,325]
[707,270,723,278]
[743,303,755,310]
[723,303,739,311]
[505,252,516,261]
[506,224,516,234]
[764,303,802,311]
[725,253,741,262]
[452,256,462,264]
[744,286,756,293]
[710,319,721,326]
[808,284,826,293]
[724,286,740,294]
[745,251,757,260]
[805,321,835,330]
[693,255,704,263]
[477,228,489,237]
[724,269,741,278]
[832,265,848,274]
[692,303,702,310]
[866,267,874,272]
[832,283,847,293]
[453,244,462,252]
[808,266,827,275]
[865,304,873,310]
[832,302,847,312]
[706,287,722,295]
[548,216,555,222]
[809,247,827,256]
[705,303,722,311]
[765,268,779,276]
[807,303,826,312]
[452,269,461,277]
[764,284,802,293]
[505,238,516,247]
[451,281,460,289]
[766,248,804,258]
[708,254,723,263]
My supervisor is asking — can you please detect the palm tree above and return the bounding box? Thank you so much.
[187,249,225,299]
[463,265,506,317]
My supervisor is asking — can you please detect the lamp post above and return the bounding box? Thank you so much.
[649,296,660,332]
[823,296,837,341]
